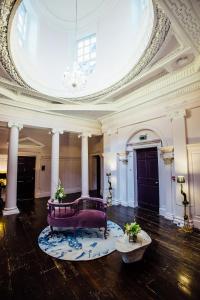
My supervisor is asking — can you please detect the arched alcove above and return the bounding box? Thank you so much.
[116,127,174,220]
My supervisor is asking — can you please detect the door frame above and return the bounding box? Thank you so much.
[89,153,103,196]
[132,142,162,211]
[18,151,40,198]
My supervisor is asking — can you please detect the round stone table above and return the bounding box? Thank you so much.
[115,230,152,263]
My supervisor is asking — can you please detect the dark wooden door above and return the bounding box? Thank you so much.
[136,147,159,212]
[17,156,36,201]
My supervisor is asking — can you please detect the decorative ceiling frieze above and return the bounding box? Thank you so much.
[0,0,170,103]
[0,0,29,87]
[157,0,200,53]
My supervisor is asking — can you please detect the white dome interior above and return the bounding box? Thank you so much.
[9,0,154,99]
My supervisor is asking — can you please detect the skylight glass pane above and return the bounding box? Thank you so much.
[78,41,84,48]
[77,34,96,74]
[17,2,27,45]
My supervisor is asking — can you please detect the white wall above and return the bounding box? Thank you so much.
[102,98,200,229]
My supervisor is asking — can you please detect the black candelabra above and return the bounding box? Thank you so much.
[177,175,192,233]
[106,172,112,206]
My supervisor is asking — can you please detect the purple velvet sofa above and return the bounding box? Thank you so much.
[47,197,107,238]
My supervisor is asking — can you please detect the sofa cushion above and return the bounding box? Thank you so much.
[77,209,106,227]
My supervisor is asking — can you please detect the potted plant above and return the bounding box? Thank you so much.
[124,222,141,243]
[54,182,65,203]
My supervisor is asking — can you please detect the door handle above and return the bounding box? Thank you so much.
[155,181,159,184]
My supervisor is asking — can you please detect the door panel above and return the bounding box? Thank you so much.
[17,156,36,201]
[136,147,159,212]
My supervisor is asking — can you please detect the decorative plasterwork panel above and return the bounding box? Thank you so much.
[0,0,170,103]
[160,146,174,165]
[0,0,28,87]
[159,0,200,52]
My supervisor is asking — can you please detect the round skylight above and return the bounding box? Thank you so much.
[9,0,154,99]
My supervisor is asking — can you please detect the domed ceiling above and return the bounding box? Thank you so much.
[0,0,170,102]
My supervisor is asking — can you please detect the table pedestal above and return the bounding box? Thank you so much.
[115,230,151,263]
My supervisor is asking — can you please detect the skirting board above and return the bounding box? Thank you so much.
[193,216,200,229]
[112,198,120,205]
[159,207,166,217]
[173,216,194,227]
[165,212,174,220]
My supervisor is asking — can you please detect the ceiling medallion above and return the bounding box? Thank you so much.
[0,0,170,102]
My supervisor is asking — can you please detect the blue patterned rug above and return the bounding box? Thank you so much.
[38,220,123,261]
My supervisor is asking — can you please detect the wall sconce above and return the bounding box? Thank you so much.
[177,176,192,232]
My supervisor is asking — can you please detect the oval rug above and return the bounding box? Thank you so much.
[38,220,123,261]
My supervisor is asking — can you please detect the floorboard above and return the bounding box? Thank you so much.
[0,199,200,300]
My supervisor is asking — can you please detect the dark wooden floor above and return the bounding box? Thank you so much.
[0,199,200,300]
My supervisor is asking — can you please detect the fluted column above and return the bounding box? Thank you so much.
[3,122,23,216]
[80,132,91,197]
[50,129,63,199]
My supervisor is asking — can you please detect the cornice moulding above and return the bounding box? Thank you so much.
[115,61,200,108]
[100,64,200,123]
[0,104,102,135]
[100,91,200,132]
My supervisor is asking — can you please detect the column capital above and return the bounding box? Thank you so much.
[78,132,92,138]
[51,128,64,135]
[105,129,118,136]
[166,109,186,121]
[8,122,23,130]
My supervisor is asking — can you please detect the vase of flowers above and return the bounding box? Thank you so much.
[124,222,141,243]
[54,182,65,203]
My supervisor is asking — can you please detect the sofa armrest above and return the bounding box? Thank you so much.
[48,200,78,218]
[76,197,107,212]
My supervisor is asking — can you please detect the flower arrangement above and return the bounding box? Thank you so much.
[54,182,65,203]
[124,221,141,242]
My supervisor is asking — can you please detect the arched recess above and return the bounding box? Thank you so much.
[117,127,174,219]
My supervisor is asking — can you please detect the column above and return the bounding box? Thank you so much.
[160,146,174,220]
[127,151,135,207]
[50,129,63,199]
[80,132,90,197]
[117,152,128,206]
[169,110,189,224]
[3,122,23,216]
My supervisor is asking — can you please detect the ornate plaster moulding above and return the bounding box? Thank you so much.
[160,146,174,165]
[160,146,174,154]
[0,0,170,103]
[117,152,128,163]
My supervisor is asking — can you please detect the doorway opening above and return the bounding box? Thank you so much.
[90,155,101,197]
[17,156,36,201]
[136,147,159,212]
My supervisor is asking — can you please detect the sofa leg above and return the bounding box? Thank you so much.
[104,228,107,239]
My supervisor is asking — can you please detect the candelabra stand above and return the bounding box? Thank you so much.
[106,172,112,206]
[177,176,193,233]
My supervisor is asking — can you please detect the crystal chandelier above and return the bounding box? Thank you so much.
[63,0,87,92]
